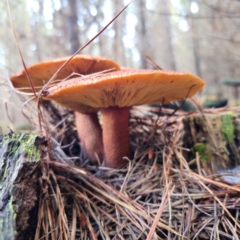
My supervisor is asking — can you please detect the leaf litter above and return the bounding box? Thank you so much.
[32,102,240,240]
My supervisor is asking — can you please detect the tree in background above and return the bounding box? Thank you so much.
[1,0,240,129]
[67,0,80,54]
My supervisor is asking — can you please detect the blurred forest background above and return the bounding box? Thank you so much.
[1,0,240,132]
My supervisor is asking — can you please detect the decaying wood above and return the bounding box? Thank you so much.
[0,133,47,240]
[183,111,240,176]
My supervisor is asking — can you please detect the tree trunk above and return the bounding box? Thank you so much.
[137,0,148,69]
[112,0,127,66]
[161,0,176,71]
[0,133,46,240]
[183,111,240,178]
[189,13,202,78]
[67,0,80,54]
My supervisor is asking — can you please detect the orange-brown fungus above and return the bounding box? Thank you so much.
[43,69,205,110]
[10,55,121,93]
[43,69,205,168]
[10,55,122,166]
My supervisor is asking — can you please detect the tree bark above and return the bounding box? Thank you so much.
[67,0,80,54]
[0,133,46,240]
[161,0,177,71]
[183,111,240,176]
[189,13,202,78]
[137,0,148,69]
[112,0,127,66]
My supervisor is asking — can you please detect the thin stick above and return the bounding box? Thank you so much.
[6,0,37,97]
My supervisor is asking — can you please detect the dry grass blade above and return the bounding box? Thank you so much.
[70,206,77,240]
[192,217,215,240]
[6,0,37,97]
[47,161,181,236]
[188,171,240,193]
[147,182,175,240]
[198,180,240,229]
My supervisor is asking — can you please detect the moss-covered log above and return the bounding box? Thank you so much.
[183,112,240,175]
[0,133,46,240]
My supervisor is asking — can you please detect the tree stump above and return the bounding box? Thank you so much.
[183,111,240,176]
[0,133,46,240]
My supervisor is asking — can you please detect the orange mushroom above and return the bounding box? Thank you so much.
[10,55,121,164]
[10,55,120,92]
[42,69,205,168]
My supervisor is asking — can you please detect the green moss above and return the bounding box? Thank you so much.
[2,134,41,161]
[7,197,17,235]
[22,135,41,160]
[194,143,210,162]
[221,114,235,143]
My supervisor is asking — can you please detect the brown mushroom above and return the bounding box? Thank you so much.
[10,55,120,92]
[42,69,205,168]
[10,55,121,164]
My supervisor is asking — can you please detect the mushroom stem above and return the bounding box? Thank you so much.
[102,107,131,168]
[75,112,104,165]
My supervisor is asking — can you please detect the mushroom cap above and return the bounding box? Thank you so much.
[42,69,205,112]
[10,55,121,93]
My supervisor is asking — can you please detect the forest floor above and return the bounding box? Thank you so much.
[11,103,239,240]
